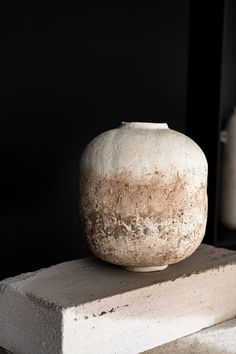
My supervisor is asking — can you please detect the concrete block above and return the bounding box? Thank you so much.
[144,317,236,354]
[0,245,236,354]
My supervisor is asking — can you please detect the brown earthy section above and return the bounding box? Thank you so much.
[79,170,207,267]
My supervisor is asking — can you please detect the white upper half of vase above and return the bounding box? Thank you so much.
[80,122,208,187]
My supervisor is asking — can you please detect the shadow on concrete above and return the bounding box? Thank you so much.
[0,347,12,354]
[144,338,234,354]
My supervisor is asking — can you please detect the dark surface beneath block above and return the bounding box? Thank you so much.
[0,347,11,354]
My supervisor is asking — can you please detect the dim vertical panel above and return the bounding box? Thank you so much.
[186,0,225,245]
[218,0,236,248]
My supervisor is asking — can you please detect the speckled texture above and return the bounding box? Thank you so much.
[79,122,208,268]
[143,317,236,354]
[79,170,207,267]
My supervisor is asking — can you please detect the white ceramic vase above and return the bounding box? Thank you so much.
[220,108,236,229]
[79,122,208,271]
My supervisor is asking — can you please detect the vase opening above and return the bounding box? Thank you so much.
[121,122,169,130]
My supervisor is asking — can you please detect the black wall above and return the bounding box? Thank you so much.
[0,3,190,279]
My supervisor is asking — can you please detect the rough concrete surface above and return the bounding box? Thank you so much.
[1,318,236,353]
[144,317,236,354]
[0,245,236,354]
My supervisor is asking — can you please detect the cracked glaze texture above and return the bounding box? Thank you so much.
[79,123,208,268]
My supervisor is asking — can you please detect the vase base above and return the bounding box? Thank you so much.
[122,265,168,272]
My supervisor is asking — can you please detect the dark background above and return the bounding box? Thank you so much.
[1,1,235,279]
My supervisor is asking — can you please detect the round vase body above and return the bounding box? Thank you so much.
[79,122,208,270]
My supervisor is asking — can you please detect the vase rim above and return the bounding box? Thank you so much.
[121,122,169,129]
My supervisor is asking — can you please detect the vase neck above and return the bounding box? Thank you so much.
[121,122,169,130]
